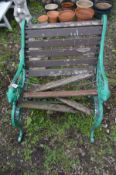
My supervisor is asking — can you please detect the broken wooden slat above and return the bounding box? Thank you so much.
[20,101,76,113]
[30,73,93,92]
[58,98,92,115]
[28,58,97,68]
[28,68,94,77]
[26,37,100,48]
[26,26,102,38]
[23,89,97,98]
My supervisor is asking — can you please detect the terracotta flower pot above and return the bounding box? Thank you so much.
[47,11,59,23]
[38,15,48,23]
[76,0,93,9]
[94,0,112,15]
[45,3,58,11]
[95,1,112,10]
[61,2,75,10]
[75,8,95,21]
[59,10,75,22]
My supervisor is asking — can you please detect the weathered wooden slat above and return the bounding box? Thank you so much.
[29,73,93,92]
[27,47,98,58]
[58,98,92,115]
[26,20,102,29]
[26,26,102,38]
[28,68,94,77]
[28,58,97,68]
[23,89,97,98]
[26,38,100,48]
[20,101,76,113]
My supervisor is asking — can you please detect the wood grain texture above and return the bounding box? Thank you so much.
[26,38,100,48]
[26,26,102,38]
[20,101,76,113]
[28,68,94,77]
[27,47,98,58]
[27,20,102,29]
[23,89,97,98]
[28,58,97,68]
[58,98,92,115]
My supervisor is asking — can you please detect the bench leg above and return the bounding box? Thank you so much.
[90,96,103,143]
[3,15,12,30]
[11,102,23,142]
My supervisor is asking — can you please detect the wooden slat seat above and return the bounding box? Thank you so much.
[25,21,102,83]
[24,20,101,106]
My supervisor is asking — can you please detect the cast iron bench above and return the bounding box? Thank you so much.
[7,15,110,143]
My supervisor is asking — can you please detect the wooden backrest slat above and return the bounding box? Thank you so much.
[28,68,94,77]
[26,26,102,38]
[26,37,101,49]
[27,47,98,58]
[27,20,102,29]
[28,57,97,68]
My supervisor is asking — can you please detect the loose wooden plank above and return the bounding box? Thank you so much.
[26,26,102,38]
[27,47,98,58]
[29,73,93,92]
[28,58,97,68]
[27,20,102,29]
[20,101,76,113]
[23,89,97,98]
[26,37,100,48]
[28,68,94,77]
[58,98,92,115]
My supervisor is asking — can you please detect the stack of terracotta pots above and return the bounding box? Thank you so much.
[38,0,95,23]
[38,1,76,23]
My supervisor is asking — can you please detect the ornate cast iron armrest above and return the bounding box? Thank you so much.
[7,20,26,104]
[6,20,26,142]
[90,15,111,143]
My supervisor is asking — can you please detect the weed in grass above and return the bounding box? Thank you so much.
[23,146,33,161]
[43,143,80,174]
